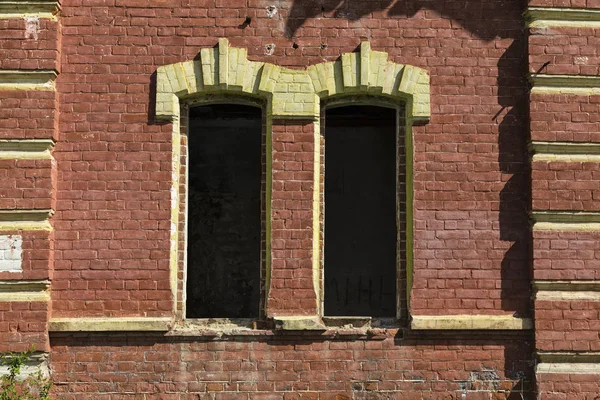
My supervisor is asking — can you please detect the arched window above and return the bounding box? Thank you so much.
[185,103,263,318]
[323,105,403,318]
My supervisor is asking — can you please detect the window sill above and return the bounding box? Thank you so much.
[165,317,398,339]
[167,318,263,336]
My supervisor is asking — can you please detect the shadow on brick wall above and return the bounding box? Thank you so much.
[285,0,524,40]
[147,71,163,126]
[497,39,532,317]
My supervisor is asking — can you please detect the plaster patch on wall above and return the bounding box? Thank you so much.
[264,43,275,56]
[24,16,39,40]
[0,353,48,378]
[0,235,22,272]
[266,5,277,18]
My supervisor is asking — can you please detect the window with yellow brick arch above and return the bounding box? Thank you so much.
[155,38,430,326]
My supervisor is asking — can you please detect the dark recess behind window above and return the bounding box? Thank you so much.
[186,104,262,318]
[324,106,397,317]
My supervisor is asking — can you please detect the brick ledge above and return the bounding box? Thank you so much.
[48,317,172,332]
[410,315,533,330]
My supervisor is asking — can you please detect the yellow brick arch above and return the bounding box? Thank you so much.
[155,39,430,123]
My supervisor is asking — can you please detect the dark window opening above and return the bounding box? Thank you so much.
[324,105,397,317]
[186,104,262,318]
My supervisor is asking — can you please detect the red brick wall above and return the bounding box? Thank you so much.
[528,4,600,393]
[0,91,57,140]
[0,159,53,210]
[269,120,317,316]
[0,0,548,397]
[530,93,600,142]
[537,373,600,400]
[529,26,600,76]
[532,161,600,211]
[0,19,59,70]
[0,301,49,353]
[42,0,536,397]
[50,0,531,319]
[535,298,600,351]
[50,332,533,399]
[533,230,600,280]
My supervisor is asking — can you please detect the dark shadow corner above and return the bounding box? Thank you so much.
[147,70,169,126]
[286,0,524,40]
[497,37,532,317]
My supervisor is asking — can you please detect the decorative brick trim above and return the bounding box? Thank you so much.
[307,42,430,123]
[533,222,600,231]
[0,210,52,231]
[0,280,49,302]
[534,280,600,291]
[410,315,533,330]
[529,74,600,95]
[532,211,600,223]
[532,211,600,231]
[48,317,172,332]
[526,7,600,28]
[531,211,600,232]
[155,39,430,122]
[538,351,600,363]
[534,280,600,300]
[0,139,54,160]
[537,362,600,374]
[0,1,60,19]
[537,291,600,300]
[530,141,600,162]
[0,70,58,91]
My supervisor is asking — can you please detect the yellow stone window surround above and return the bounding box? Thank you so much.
[155,38,431,321]
[155,39,430,123]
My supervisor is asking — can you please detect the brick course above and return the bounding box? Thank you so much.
[532,161,600,211]
[534,230,600,280]
[0,301,49,353]
[0,159,53,210]
[530,93,600,143]
[536,299,600,351]
[0,91,57,140]
[529,26,600,76]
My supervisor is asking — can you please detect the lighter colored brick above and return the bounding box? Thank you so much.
[0,235,22,273]
[155,38,431,121]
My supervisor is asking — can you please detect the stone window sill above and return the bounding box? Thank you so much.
[165,316,398,339]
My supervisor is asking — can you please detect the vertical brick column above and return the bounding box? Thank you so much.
[527,2,600,397]
[267,120,318,316]
[0,2,60,353]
